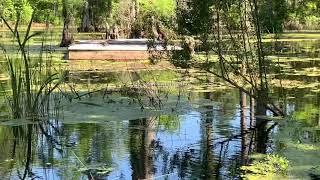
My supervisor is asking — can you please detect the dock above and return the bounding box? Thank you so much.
[68,39,181,60]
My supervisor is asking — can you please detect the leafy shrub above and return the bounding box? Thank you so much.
[0,0,15,21]
[284,14,303,30]
[19,0,33,23]
[305,15,320,30]
[139,0,175,23]
[30,0,61,24]
[170,36,195,68]
[0,0,34,23]
[284,1,320,30]
[225,4,241,30]
[259,0,288,33]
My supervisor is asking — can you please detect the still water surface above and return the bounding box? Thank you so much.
[0,37,319,179]
[0,87,318,179]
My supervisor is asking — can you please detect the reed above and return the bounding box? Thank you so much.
[0,12,62,119]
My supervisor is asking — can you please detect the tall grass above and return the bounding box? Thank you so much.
[0,12,62,119]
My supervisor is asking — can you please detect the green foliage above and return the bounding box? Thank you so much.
[304,15,320,30]
[293,104,319,126]
[139,0,175,21]
[84,0,112,31]
[2,0,320,31]
[112,0,176,38]
[241,154,289,180]
[20,1,33,23]
[28,0,61,24]
[259,0,288,33]
[285,0,320,30]
[225,3,241,30]
[0,0,33,23]
[170,36,195,68]
[0,0,15,21]
[177,0,213,35]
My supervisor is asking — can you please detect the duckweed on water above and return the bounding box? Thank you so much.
[79,165,114,177]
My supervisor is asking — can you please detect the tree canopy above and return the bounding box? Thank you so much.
[1,0,319,34]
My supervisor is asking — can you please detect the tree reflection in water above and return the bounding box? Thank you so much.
[166,91,277,179]
[129,117,156,180]
[0,90,281,179]
[240,90,249,165]
[0,118,64,180]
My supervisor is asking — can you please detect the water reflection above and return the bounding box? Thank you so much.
[240,91,249,165]
[0,89,318,179]
[265,40,320,58]
[129,118,156,180]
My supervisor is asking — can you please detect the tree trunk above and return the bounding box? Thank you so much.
[60,0,73,47]
[250,95,255,128]
[81,1,91,32]
[60,25,73,47]
[133,0,139,20]
[240,90,249,165]
[255,96,268,153]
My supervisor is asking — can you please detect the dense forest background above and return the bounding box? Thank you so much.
[1,0,319,35]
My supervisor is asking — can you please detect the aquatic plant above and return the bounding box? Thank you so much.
[0,12,62,119]
[241,154,289,179]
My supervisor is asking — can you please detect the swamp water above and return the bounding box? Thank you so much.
[0,89,274,180]
[0,32,319,179]
[0,72,318,180]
